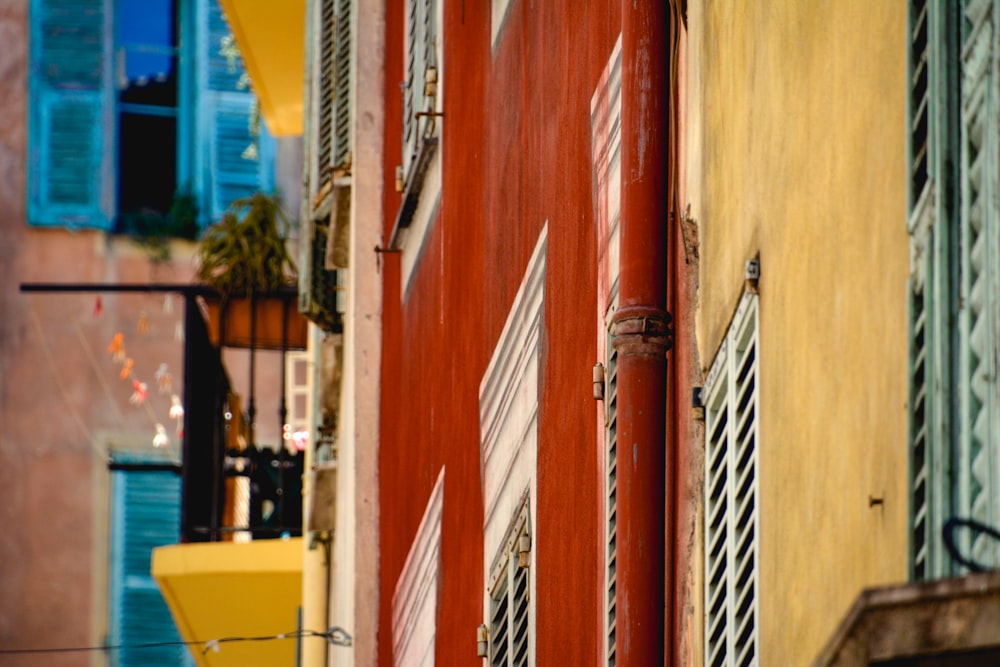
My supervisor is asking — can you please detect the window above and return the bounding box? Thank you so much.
[28,0,273,231]
[479,225,545,667]
[487,497,531,667]
[704,292,759,667]
[906,0,1000,579]
[108,454,191,665]
[116,0,178,218]
[388,0,442,291]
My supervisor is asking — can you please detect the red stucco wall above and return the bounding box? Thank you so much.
[377,3,655,665]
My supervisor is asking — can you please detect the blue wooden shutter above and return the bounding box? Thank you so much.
[196,0,274,222]
[108,464,190,665]
[28,0,112,228]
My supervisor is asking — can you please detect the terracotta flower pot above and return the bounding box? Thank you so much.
[201,293,308,351]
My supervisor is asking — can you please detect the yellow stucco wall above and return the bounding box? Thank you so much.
[689,1,910,663]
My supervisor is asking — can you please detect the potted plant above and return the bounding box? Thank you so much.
[196,192,308,350]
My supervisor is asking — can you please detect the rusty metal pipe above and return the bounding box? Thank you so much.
[612,1,673,664]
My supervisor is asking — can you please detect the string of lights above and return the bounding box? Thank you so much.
[0,626,353,656]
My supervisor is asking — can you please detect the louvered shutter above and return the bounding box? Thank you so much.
[197,0,273,222]
[906,0,1000,578]
[108,464,189,665]
[28,0,112,229]
[402,0,436,177]
[956,0,1000,568]
[300,0,346,331]
[488,503,531,667]
[314,0,335,195]
[604,305,618,666]
[333,0,352,170]
[490,575,509,667]
[907,0,934,581]
[906,0,958,580]
[704,293,759,667]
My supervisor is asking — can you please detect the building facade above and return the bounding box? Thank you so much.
[1,0,287,664]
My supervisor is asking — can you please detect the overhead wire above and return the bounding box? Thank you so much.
[0,627,353,656]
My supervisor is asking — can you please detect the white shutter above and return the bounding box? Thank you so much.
[704,292,759,667]
[402,0,437,178]
[315,0,335,194]
[488,500,531,667]
[604,298,619,666]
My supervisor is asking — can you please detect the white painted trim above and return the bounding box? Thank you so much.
[479,223,545,666]
[491,0,514,49]
[480,224,546,531]
[392,467,445,667]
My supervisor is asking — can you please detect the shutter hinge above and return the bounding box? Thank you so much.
[692,386,705,421]
[476,624,489,657]
[425,66,438,97]
[593,362,605,400]
[518,534,531,568]
[745,258,760,293]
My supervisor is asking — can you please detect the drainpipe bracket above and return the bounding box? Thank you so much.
[611,306,673,356]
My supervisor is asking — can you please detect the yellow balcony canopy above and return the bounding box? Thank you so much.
[218,0,305,136]
[153,538,305,666]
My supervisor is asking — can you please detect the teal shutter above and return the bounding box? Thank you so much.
[196,0,274,222]
[907,0,1000,578]
[108,462,190,665]
[28,0,112,228]
[907,0,961,582]
[956,0,1000,568]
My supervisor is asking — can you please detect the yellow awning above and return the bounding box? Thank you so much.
[218,0,305,136]
[153,538,304,666]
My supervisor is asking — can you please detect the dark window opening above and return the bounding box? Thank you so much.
[115,0,180,231]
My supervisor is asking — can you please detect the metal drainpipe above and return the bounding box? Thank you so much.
[613,1,673,665]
